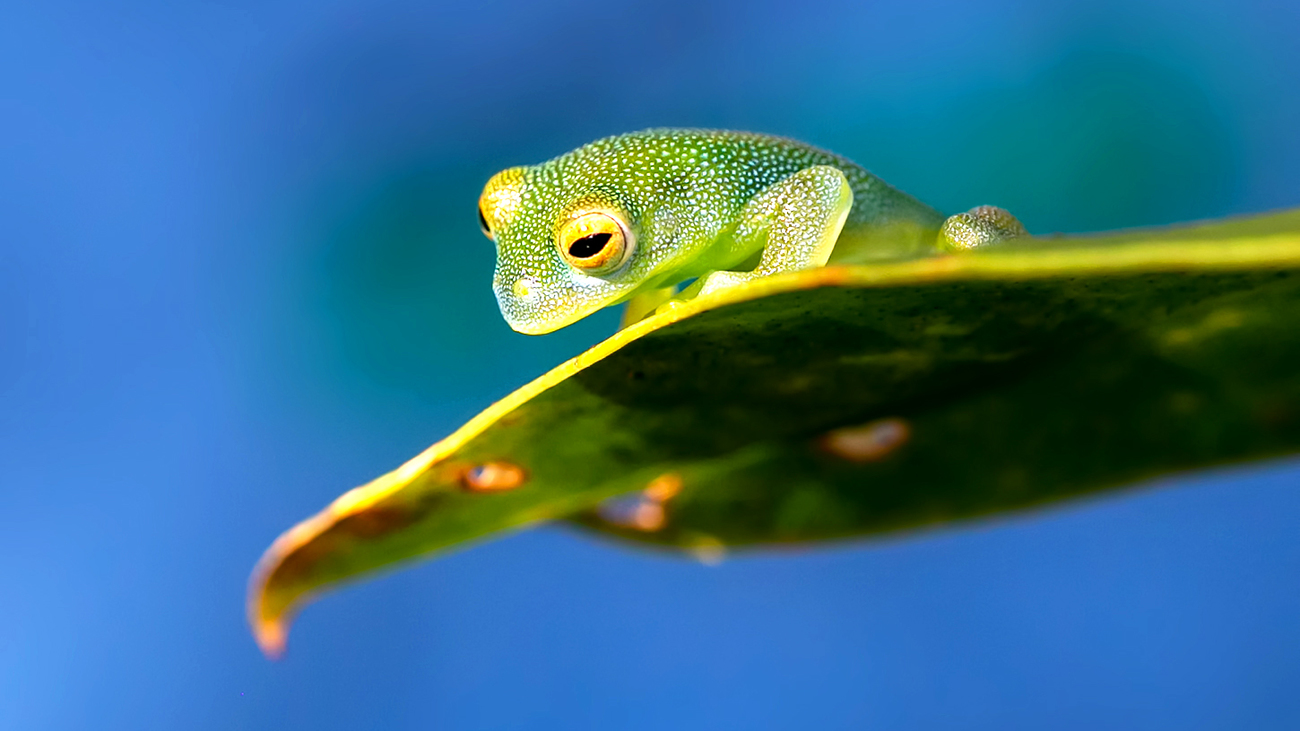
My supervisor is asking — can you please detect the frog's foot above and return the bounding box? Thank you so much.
[687,165,853,300]
[693,270,754,298]
[938,206,1028,252]
[620,286,678,329]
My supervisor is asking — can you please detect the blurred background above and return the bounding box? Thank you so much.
[3,0,1300,728]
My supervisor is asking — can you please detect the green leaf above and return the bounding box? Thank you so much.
[249,209,1300,656]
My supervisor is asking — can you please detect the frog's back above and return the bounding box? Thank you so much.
[547,129,945,263]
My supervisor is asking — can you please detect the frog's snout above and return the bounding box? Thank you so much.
[493,275,554,335]
[492,265,618,335]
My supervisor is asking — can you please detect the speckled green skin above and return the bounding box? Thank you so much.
[483,129,973,334]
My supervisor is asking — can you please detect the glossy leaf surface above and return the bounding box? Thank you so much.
[250,209,1300,656]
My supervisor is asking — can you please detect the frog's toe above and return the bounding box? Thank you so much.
[938,206,1028,251]
[695,270,752,298]
[652,298,688,317]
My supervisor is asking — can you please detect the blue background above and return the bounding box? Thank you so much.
[4,0,1300,728]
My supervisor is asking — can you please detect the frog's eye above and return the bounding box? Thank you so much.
[557,211,633,274]
[479,167,524,240]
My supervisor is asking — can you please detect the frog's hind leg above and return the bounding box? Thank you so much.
[937,206,1028,251]
[695,165,853,297]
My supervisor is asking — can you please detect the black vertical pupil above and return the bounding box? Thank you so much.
[568,232,613,258]
[477,207,491,235]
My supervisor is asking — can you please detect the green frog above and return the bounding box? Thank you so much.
[478,129,1026,334]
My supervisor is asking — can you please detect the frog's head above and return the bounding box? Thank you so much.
[478,166,644,335]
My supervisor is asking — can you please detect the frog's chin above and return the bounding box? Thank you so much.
[495,278,623,334]
[506,318,563,336]
[500,303,591,336]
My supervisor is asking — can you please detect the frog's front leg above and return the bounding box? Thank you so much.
[695,165,853,297]
[937,205,1028,251]
[620,285,677,329]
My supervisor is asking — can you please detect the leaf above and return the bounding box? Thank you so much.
[249,209,1300,656]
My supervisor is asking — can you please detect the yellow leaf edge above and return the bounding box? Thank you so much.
[247,212,1300,657]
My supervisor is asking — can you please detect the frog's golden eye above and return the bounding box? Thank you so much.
[477,204,492,239]
[558,211,633,274]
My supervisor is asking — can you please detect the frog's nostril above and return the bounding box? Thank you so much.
[512,277,537,300]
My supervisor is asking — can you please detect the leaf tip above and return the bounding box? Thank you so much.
[252,615,289,660]
[247,545,295,660]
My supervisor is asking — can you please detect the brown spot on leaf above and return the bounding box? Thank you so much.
[627,501,666,531]
[643,472,683,502]
[461,461,528,492]
[598,494,669,532]
[597,473,682,532]
[820,417,911,462]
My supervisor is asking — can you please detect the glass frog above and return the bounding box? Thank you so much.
[478,129,1026,334]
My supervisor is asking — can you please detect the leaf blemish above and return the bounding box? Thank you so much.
[820,418,911,462]
[461,461,528,492]
[644,472,683,502]
[597,472,683,531]
[598,495,667,531]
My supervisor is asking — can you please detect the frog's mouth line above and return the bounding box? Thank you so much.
[494,279,588,335]
[495,268,639,335]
